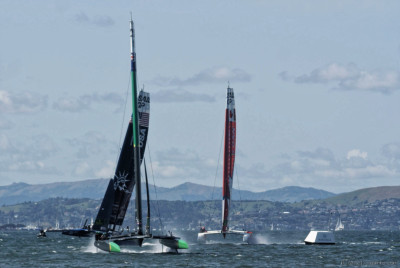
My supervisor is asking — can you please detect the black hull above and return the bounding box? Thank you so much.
[305,242,335,245]
[114,237,144,247]
[94,233,145,252]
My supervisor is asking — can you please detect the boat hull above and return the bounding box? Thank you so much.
[94,233,188,252]
[197,230,253,244]
[304,231,335,245]
[62,229,92,237]
[154,235,188,250]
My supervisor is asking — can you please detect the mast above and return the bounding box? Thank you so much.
[222,86,236,237]
[130,17,143,235]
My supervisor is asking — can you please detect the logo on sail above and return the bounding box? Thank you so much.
[114,171,131,193]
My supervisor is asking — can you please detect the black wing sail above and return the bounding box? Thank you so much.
[93,179,115,231]
[93,120,134,231]
[93,91,150,232]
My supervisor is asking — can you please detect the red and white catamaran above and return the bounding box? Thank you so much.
[197,86,253,244]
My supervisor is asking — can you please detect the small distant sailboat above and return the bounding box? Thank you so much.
[335,215,344,231]
[47,219,62,233]
[197,86,253,243]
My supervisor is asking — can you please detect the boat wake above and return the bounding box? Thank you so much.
[249,234,270,245]
[82,237,105,253]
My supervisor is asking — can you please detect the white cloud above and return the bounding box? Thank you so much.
[0,133,61,178]
[74,162,91,176]
[281,63,400,94]
[0,90,48,114]
[53,92,124,113]
[151,162,186,178]
[152,89,215,103]
[8,161,45,172]
[53,97,89,113]
[347,149,368,160]
[151,67,251,87]
[150,148,217,183]
[381,143,400,160]
[94,160,115,178]
[74,12,115,27]
[240,147,399,193]
[67,131,113,159]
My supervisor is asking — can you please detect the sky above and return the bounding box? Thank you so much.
[1,0,400,193]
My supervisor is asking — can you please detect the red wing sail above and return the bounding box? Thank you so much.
[222,87,236,235]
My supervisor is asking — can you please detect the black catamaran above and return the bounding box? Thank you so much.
[92,17,188,253]
[62,218,92,237]
[197,86,253,243]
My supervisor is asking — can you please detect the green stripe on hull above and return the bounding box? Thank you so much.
[177,239,188,249]
[109,242,121,252]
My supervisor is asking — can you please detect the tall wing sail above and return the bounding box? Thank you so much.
[113,90,150,227]
[222,87,236,235]
[93,119,134,231]
[93,91,150,232]
[92,179,115,231]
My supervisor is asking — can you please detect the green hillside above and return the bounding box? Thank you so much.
[317,186,400,206]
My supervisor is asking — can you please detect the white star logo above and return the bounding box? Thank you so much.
[114,171,131,193]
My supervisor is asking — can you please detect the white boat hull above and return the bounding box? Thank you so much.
[304,231,335,245]
[197,230,253,243]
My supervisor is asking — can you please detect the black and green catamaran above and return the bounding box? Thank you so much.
[93,16,188,253]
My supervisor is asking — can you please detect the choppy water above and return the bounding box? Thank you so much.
[0,230,399,267]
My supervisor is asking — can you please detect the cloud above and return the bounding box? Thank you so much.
[242,147,398,193]
[151,148,217,182]
[30,135,59,159]
[0,117,14,130]
[74,12,115,27]
[0,134,15,151]
[281,63,400,94]
[94,160,115,178]
[347,149,368,160]
[53,92,124,113]
[152,89,215,103]
[380,143,400,173]
[151,67,251,87]
[67,131,115,159]
[53,97,89,113]
[74,161,91,176]
[0,90,48,114]
[0,133,59,175]
[381,143,400,160]
[8,161,45,172]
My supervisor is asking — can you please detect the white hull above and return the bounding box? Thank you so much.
[304,231,335,245]
[197,230,253,243]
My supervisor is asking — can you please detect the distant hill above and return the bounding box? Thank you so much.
[0,180,109,206]
[319,186,400,206]
[0,179,335,205]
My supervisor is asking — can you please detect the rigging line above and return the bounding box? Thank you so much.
[109,73,131,232]
[115,72,132,165]
[233,163,244,226]
[205,126,225,228]
[146,142,164,232]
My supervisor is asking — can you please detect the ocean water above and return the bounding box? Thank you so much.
[0,230,398,267]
